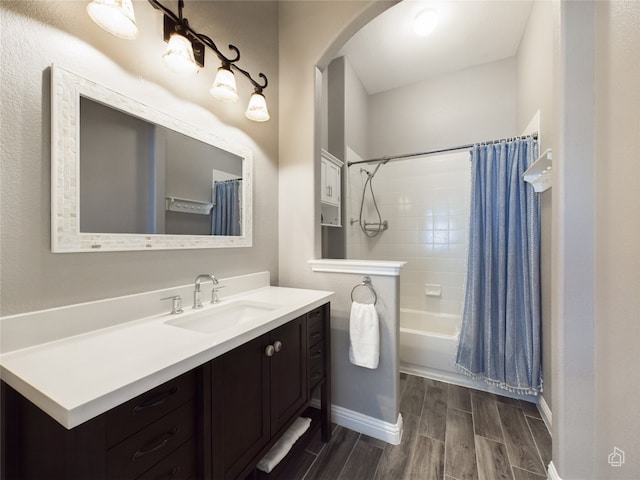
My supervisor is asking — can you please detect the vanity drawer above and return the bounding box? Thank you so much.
[107,370,196,447]
[107,401,196,479]
[307,313,324,346]
[136,438,197,480]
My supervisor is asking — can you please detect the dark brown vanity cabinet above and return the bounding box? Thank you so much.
[207,304,331,480]
[209,316,307,480]
[1,303,331,480]
[1,370,200,480]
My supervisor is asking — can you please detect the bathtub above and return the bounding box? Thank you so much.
[399,309,460,376]
[398,308,540,402]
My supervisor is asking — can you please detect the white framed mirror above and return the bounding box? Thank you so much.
[51,64,252,252]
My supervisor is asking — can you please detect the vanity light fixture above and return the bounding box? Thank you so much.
[162,26,200,75]
[210,62,239,102]
[86,0,270,121]
[245,89,270,122]
[86,0,138,40]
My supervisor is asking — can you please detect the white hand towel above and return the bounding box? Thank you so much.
[349,301,380,369]
[256,416,312,473]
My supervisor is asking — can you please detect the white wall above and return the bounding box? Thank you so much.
[0,1,279,315]
[517,0,554,414]
[347,151,470,317]
[552,1,598,476]
[278,0,401,426]
[368,57,517,158]
[593,1,640,478]
[344,58,369,159]
[551,2,640,477]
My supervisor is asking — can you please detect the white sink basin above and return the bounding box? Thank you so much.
[164,300,281,334]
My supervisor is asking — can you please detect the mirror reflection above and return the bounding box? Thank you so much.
[80,97,243,236]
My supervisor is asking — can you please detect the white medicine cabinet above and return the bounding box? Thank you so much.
[320,150,343,227]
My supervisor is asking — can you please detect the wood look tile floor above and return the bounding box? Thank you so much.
[280,374,551,480]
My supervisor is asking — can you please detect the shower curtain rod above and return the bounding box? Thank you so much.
[346,132,538,167]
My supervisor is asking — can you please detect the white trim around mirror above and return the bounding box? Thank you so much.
[51,64,252,252]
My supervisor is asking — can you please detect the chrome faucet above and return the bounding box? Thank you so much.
[193,274,220,309]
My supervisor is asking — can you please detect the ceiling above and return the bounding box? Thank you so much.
[338,0,533,95]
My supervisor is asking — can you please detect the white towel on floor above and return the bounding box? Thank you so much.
[256,416,312,473]
[349,301,380,369]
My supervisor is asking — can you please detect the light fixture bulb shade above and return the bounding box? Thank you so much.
[86,0,138,40]
[245,92,270,122]
[210,66,239,102]
[162,32,200,75]
[414,9,438,36]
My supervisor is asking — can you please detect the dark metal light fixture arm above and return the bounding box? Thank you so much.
[148,0,179,24]
[197,34,240,65]
[231,64,268,91]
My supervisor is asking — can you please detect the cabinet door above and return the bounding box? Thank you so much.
[323,161,340,206]
[326,163,340,205]
[269,316,308,436]
[210,334,270,480]
[320,160,330,204]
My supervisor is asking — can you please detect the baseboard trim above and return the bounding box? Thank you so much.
[548,461,561,480]
[310,399,403,445]
[538,394,553,434]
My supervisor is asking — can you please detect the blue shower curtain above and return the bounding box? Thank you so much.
[455,138,542,395]
[211,179,241,236]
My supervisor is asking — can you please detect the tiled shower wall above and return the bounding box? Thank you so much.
[347,150,471,315]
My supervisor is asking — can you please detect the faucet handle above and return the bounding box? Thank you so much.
[211,285,226,304]
[161,295,183,315]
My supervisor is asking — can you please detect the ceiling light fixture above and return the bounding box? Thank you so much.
[414,9,439,36]
[87,0,269,122]
[86,0,138,40]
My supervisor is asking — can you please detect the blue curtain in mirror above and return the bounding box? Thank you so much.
[211,179,241,236]
[455,138,542,395]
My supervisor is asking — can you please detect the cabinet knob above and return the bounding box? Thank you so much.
[265,345,275,357]
[273,340,283,352]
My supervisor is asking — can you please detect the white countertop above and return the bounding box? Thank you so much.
[0,285,332,429]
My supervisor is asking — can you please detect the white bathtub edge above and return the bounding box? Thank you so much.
[309,399,403,445]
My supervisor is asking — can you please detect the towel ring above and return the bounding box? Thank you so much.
[350,275,378,305]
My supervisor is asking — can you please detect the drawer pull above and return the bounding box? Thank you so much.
[132,386,179,414]
[310,332,321,338]
[170,465,182,479]
[132,426,180,460]
[311,372,322,381]
[311,348,322,358]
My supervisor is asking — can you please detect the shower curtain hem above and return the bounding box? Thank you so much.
[454,363,542,396]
